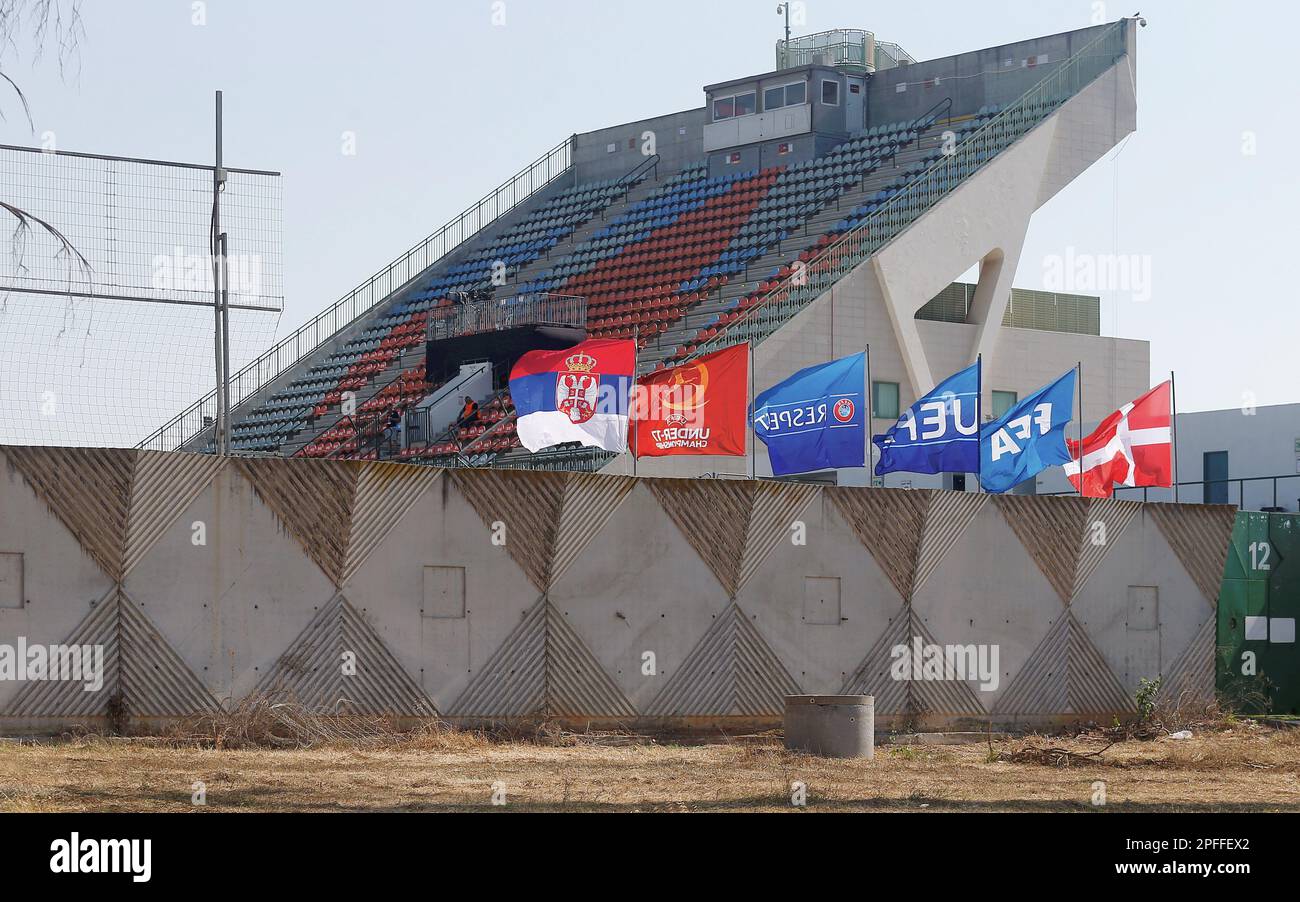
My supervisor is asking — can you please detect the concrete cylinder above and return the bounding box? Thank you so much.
[783,695,874,758]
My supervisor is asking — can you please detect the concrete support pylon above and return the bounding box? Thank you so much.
[966,227,1029,367]
[872,253,935,397]
[866,124,1044,399]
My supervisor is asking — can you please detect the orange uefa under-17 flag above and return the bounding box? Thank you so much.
[630,343,749,457]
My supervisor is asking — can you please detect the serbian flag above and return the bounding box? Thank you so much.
[509,339,635,453]
[631,343,748,457]
[1063,381,1172,497]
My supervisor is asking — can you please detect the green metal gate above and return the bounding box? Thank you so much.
[1217,511,1300,715]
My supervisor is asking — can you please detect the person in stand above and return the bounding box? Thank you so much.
[455,396,479,430]
[380,407,403,456]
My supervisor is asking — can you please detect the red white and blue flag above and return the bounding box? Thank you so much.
[509,339,635,454]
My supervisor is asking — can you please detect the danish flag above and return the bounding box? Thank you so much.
[1063,381,1172,498]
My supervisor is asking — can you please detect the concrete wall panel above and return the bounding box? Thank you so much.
[734,490,902,695]
[911,498,1064,716]
[0,449,118,712]
[123,463,336,704]
[548,481,731,712]
[0,448,1238,732]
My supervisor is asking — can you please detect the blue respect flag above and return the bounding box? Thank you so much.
[752,352,866,476]
[979,368,1077,493]
[873,361,980,477]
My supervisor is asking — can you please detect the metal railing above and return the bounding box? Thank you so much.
[138,135,576,452]
[468,446,613,473]
[874,40,917,70]
[685,20,1128,364]
[1045,474,1300,512]
[422,384,515,466]
[399,362,492,451]
[777,29,874,73]
[427,292,586,341]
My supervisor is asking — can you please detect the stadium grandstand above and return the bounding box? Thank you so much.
[141,18,1144,488]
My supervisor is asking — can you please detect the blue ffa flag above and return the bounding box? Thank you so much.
[873,361,980,476]
[752,352,866,476]
[979,368,1077,493]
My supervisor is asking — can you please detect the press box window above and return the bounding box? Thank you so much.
[763,81,806,111]
[991,390,1018,418]
[713,91,756,121]
[872,381,900,420]
[821,79,840,106]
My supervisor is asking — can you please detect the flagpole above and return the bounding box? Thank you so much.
[1169,370,1180,503]
[1075,360,1084,496]
[864,344,873,483]
[632,327,639,478]
[749,341,756,480]
[975,353,983,494]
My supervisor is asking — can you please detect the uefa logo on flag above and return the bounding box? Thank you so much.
[832,397,855,423]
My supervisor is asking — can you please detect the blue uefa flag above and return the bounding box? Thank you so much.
[873,361,981,477]
[752,352,866,476]
[979,368,1077,493]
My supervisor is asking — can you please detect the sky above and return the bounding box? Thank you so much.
[1,0,1297,443]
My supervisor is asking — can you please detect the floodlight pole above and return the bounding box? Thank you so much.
[212,90,228,455]
[221,230,231,455]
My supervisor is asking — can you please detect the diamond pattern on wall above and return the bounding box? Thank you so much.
[1148,503,1238,606]
[646,479,754,598]
[125,452,227,577]
[1158,615,1216,709]
[451,469,565,593]
[644,602,801,717]
[0,446,1236,728]
[1071,497,1141,598]
[840,607,986,716]
[829,487,932,602]
[991,613,1070,716]
[255,594,436,716]
[737,481,820,595]
[993,611,1133,716]
[912,492,987,597]
[342,462,441,585]
[448,598,636,718]
[905,611,988,717]
[839,604,912,715]
[994,495,1091,605]
[234,457,359,586]
[5,446,134,582]
[551,473,636,587]
[6,589,217,717]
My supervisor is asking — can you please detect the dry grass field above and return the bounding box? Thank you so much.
[1,718,1298,813]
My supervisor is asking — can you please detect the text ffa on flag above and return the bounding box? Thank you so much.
[979,368,1077,493]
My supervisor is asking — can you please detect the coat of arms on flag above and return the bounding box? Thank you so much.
[509,338,635,453]
[556,351,600,424]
